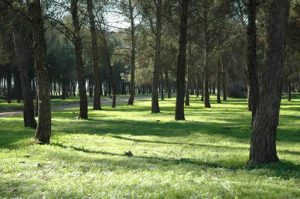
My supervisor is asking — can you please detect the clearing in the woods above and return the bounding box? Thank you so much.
[0,96,299,198]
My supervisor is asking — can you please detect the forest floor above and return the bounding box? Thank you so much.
[0,96,132,117]
[0,95,299,198]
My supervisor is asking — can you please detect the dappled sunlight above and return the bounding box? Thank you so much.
[0,96,299,198]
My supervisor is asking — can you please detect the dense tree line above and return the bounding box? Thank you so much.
[0,0,298,164]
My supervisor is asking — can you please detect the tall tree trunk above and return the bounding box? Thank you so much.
[107,48,117,108]
[247,0,259,124]
[249,0,290,164]
[128,0,136,105]
[101,30,117,108]
[71,0,88,119]
[185,40,192,107]
[12,14,37,129]
[28,0,52,144]
[203,9,211,108]
[151,0,162,113]
[87,0,101,110]
[217,43,222,104]
[175,0,190,120]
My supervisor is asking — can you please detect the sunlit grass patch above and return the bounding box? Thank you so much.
[0,95,299,198]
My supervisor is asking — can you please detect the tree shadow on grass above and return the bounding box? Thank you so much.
[50,142,300,180]
[0,118,34,149]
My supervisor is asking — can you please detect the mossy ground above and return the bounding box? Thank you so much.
[0,96,299,198]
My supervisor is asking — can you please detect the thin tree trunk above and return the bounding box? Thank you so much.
[175,0,190,120]
[249,0,290,164]
[185,40,192,107]
[12,14,37,129]
[128,0,136,105]
[71,0,88,119]
[101,29,117,108]
[151,0,162,113]
[28,0,52,144]
[203,8,211,108]
[217,41,222,104]
[87,0,101,110]
[247,0,259,125]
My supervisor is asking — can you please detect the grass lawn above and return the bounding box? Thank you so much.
[0,96,299,198]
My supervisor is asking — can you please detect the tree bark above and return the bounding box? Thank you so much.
[203,8,211,108]
[87,0,101,110]
[249,0,290,164]
[128,0,136,105]
[151,0,162,113]
[28,0,52,144]
[247,0,259,124]
[175,0,190,120]
[185,40,192,107]
[71,0,88,119]
[217,48,222,104]
[12,14,37,129]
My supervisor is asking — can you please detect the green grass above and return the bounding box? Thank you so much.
[0,96,299,198]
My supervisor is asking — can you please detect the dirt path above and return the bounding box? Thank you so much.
[0,97,137,118]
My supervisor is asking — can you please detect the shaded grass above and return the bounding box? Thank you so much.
[0,95,299,198]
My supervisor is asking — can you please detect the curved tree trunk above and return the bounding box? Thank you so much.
[87,0,101,110]
[71,0,88,119]
[28,0,52,144]
[249,0,290,164]
[175,0,190,120]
